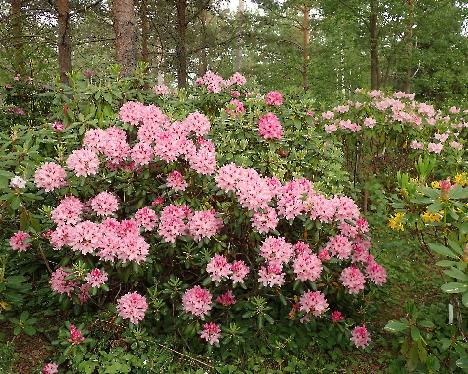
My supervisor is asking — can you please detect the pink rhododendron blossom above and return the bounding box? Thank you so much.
[251,207,278,233]
[428,142,443,153]
[68,324,85,345]
[69,220,101,255]
[9,231,31,252]
[42,362,59,374]
[293,251,322,282]
[299,291,328,317]
[153,84,170,95]
[259,236,294,266]
[340,266,366,294]
[90,192,118,216]
[309,194,336,223]
[134,207,158,231]
[226,99,245,115]
[10,176,26,189]
[364,117,376,128]
[449,106,460,114]
[258,264,285,287]
[333,196,360,222]
[325,124,337,133]
[328,235,353,260]
[50,267,75,295]
[166,170,188,191]
[410,140,424,150]
[130,142,154,165]
[206,254,232,282]
[276,178,314,220]
[49,225,73,250]
[216,290,236,306]
[258,113,283,140]
[34,162,67,191]
[52,196,83,225]
[366,261,387,285]
[322,111,334,120]
[188,210,223,241]
[182,285,213,318]
[85,268,108,287]
[118,101,145,125]
[187,139,217,175]
[183,111,211,136]
[265,91,283,106]
[230,260,250,284]
[351,325,370,348]
[158,204,191,243]
[229,72,247,86]
[66,149,99,177]
[331,310,344,322]
[117,292,148,324]
[200,322,221,345]
[449,141,462,150]
[434,133,449,143]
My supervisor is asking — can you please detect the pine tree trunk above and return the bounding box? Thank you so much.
[403,0,414,93]
[235,0,245,72]
[302,4,310,91]
[57,0,72,85]
[11,0,24,75]
[140,0,149,66]
[370,0,380,89]
[176,0,188,88]
[112,0,137,77]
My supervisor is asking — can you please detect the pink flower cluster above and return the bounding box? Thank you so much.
[34,162,67,192]
[216,290,236,306]
[9,231,31,252]
[206,255,249,284]
[226,99,245,116]
[134,206,158,231]
[196,71,246,93]
[200,322,221,345]
[265,91,283,106]
[69,324,85,345]
[258,113,283,140]
[117,292,148,324]
[351,325,370,348]
[166,170,188,191]
[42,362,59,374]
[85,268,108,287]
[188,210,223,242]
[182,285,213,318]
[66,149,100,177]
[251,206,278,233]
[90,192,119,216]
[299,291,328,317]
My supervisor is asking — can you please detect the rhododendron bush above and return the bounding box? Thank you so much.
[7,95,386,365]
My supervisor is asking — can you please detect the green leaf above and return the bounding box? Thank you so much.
[419,320,435,328]
[428,243,458,259]
[448,185,468,200]
[23,325,36,336]
[462,291,468,308]
[441,282,468,294]
[411,326,421,342]
[456,358,468,369]
[443,268,468,281]
[384,320,409,333]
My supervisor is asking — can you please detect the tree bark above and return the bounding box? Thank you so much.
[57,0,72,85]
[302,4,310,91]
[176,0,188,88]
[139,0,149,66]
[369,0,380,89]
[112,0,137,77]
[403,0,414,93]
[235,0,245,72]
[11,0,24,75]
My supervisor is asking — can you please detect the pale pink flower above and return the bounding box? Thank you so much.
[134,207,158,231]
[293,252,322,282]
[265,91,283,106]
[34,162,67,192]
[340,266,366,294]
[200,322,221,345]
[117,292,148,324]
[183,111,211,136]
[52,196,83,226]
[226,99,245,116]
[258,264,285,287]
[216,290,236,306]
[230,260,250,284]
[322,111,334,120]
[158,205,191,243]
[428,142,443,154]
[351,325,370,348]
[85,268,108,288]
[42,362,59,374]
[50,267,75,295]
[66,149,99,177]
[251,207,278,233]
[90,192,118,216]
[410,140,424,150]
[258,113,283,140]
[167,170,188,191]
[206,254,232,282]
[449,141,462,150]
[182,285,213,318]
[259,236,293,266]
[363,117,376,128]
[366,261,387,285]
[188,210,223,241]
[130,142,154,165]
[10,176,26,189]
[328,235,353,260]
[299,291,328,317]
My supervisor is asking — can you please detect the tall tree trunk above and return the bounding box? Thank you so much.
[176,0,188,88]
[369,0,380,89]
[57,0,72,85]
[235,0,245,72]
[139,0,149,67]
[403,0,414,93]
[155,37,164,84]
[199,10,208,75]
[112,0,137,77]
[302,4,310,91]
[11,0,24,75]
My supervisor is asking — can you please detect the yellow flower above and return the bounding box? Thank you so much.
[431,181,440,189]
[421,210,443,223]
[454,172,467,187]
[388,212,406,231]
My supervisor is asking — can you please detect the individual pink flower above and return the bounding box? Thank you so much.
[258,113,283,140]
[34,162,67,192]
[85,268,108,288]
[292,251,322,282]
[66,149,99,177]
[363,117,376,128]
[117,292,148,324]
[153,84,170,95]
[299,290,328,317]
[90,192,118,216]
[428,142,443,154]
[251,207,278,233]
[325,124,337,133]
[230,260,250,284]
[322,111,334,120]
[229,72,247,86]
[200,322,221,345]
[9,176,26,189]
[331,310,344,322]
[158,205,191,243]
[410,140,424,150]
[449,106,460,114]
[134,207,158,231]
[152,196,165,206]
[182,285,213,318]
[68,324,84,345]
[118,101,145,125]
[340,266,366,294]
[9,231,31,252]
[52,121,64,132]
[216,290,236,306]
[258,264,285,287]
[351,325,371,348]
[130,142,154,165]
[42,362,59,374]
[183,111,211,136]
[188,210,223,242]
[50,267,75,295]
[259,236,293,266]
[52,196,83,226]
[265,91,283,106]
[434,133,449,143]
[206,254,232,282]
[328,235,353,260]
[167,170,188,191]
